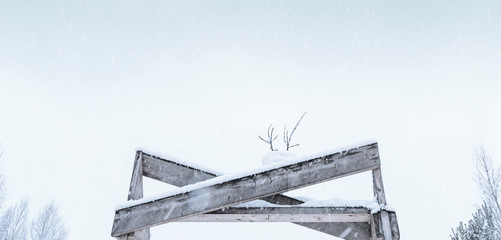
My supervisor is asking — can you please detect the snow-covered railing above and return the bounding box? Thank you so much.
[111,142,399,240]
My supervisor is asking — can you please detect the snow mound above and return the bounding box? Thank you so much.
[261,151,297,165]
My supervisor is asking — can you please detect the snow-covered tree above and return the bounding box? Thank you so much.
[451,146,501,239]
[30,201,67,240]
[0,150,5,207]
[0,198,29,240]
[451,202,498,240]
[0,151,67,240]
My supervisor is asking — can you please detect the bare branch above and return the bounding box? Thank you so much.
[0,198,29,240]
[283,111,307,150]
[31,201,67,240]
[475,145,501,236]
[258,124,278,151]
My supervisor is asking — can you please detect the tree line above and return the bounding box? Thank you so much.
[0,151,67,240]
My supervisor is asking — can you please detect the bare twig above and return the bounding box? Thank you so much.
[259,124,279,151]
[283,111,307,151]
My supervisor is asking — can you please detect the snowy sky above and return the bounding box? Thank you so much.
[1,1,500,239]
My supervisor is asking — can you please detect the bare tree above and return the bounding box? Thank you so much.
[451,146,501,239]
[259,124,279,151]
[30,201,67,240]
[0,147,67,240]
[0,166,5,210]
[0,148,5,208]
[475,146,501,236]
[283,111,307,151]
[0,198,29,240]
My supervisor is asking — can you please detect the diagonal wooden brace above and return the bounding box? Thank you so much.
[140,150,372,239]
[116,151,150,240]
[112,143,381,237]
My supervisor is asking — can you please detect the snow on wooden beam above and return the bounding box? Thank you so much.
[119,151,149,240]
[111,143,380,236]
[142,152,218,187]
[299,222,372,240]
[140,151,369,240]
[180,207,371,222]
[372,168,393,240]
[141,151,305,206]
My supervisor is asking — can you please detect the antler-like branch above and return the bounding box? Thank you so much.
[259,124,278,151]
[283,111,307,150]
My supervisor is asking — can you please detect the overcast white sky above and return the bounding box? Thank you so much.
[1,1,500,239]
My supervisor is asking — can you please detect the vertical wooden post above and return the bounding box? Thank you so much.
[372,168,392,240]
[117,151,150,240]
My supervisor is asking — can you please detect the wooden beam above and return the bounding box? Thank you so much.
[142,152,305,205]
[181,207,371,222]
[119,151,150,240]
[111,143,380,236]
[139,151,369,239]
[142,152,218,187]
[300,222,372,240]
[128,151,144,200]
[389,212,400,240]
[372,212,399,240]
[372,168,392,240]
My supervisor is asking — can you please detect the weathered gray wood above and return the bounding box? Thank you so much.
[372,168,392,240]
[111,143,380,236]
[372,168,387,204]
[128,151,144,200]
[139,151,368,239]
[301,222,372,240]
[371,211,399,240]
[142,152,218,187]
[181,207,371,222]
[118,151,150,240]
[142,152,306,206]
[389,212,400,240]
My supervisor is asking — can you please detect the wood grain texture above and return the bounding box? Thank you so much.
[372,168,392,240]
[301,222,372,240]
[135,151,371,240]
[141,152,304,206]
[118,152,150,240]
[142,152,217,187]
[112,143,380,236]
[181,207,371,222]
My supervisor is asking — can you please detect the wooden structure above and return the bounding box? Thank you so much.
[111,142,399,240]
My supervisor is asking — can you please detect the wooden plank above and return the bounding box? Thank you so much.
[300,222,372,240]
[111,143,380,236]
[139,151,368,239]
[120,151,150,240]
[180,207,371,222]
[372,168,387,204]
[389,212,400,240]
[372,211,399,240]
[142,152,218,187]
[128,151,144,200]
[143,152,304,206]
[372,168,392,240]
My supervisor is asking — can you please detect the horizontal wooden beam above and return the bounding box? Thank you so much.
[112,143,380,236]
[299,222,372,240]
[180,207,371,222]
